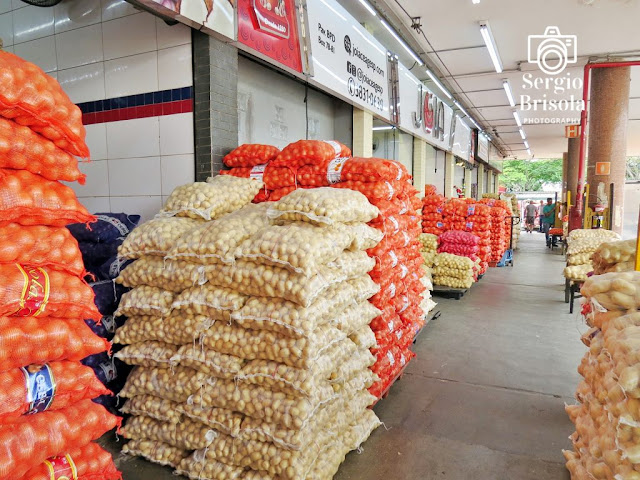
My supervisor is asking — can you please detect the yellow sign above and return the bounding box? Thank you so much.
[595,162,611,175]
[565,125,581,138]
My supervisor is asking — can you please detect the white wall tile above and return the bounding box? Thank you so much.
[159,113,194,156]
[100,0,138,22]
[10,0,25,10]
[104,51,158,97]
[64,160,110,197]
[13,5,54,44]
[56,23,103,70]
[109,156,162,196]
[109,196,162,223]
[106,117,160,159]
[77,196,111,213]
[102,12,157,61]
[57,62,106,104]
[54,0,102,34]
[0,12,13,47]
[161,154,194,195]
[0,0,11,15]
[85,123,108,160]
[14,37,57,73]
[157,44,191,90]
[156,17,190,49]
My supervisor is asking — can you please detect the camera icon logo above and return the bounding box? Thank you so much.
[528,26,577,75]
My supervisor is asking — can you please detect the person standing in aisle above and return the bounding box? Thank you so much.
[538,200,545,231]
[524,200,538,233]
[541,198,557,247]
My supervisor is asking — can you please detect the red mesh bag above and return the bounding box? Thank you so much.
[438,244,479,257]
[298,157,407,186]
[332,180,401,205]
[422,194,445,206]
[0,52,88,158]
[19,442,121,480]
[0,317,109,372]
[375,198,410,218]
[424,184,438,196]
[219,167,252,178]
[263,164,297,189]
[0,399,120,478]
[439,230,479,246]
[0,361,110,420]
[0,169,94,227]
[223,144,280,167]
[270,185,300,201]
[369,305,399,333]
[0,224,84,276]
[408,194,422,211]
[0,264,100,320]
[271,140,350,168]
[0,117,85,184]
[252,188,271,203]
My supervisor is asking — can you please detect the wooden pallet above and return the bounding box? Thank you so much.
[432,285,468,300]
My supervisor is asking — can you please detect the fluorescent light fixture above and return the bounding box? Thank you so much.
[380,18,424,66]
[513,110,522,127]
[453,100,470,118]
[358,0,377,16]
[479,21,503,73]
[372,126,394,131]
[426,69,452,99]
[472,0,480,3]
[524,140,529,149]
[519,128,526,140]
[502,79,515,107]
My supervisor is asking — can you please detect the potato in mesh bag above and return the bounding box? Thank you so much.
[175,453,247,480]
[167,203,270,264]
[177,402,243,436]
[113,316,165,345]
[332,369,377,395]
[161,176,263,221]
[267,187,379,226]
[170,344,245,379]
[114,341,179,368]
[567,252,593,266]
[122,439,189,469]
[116,256,207,292]
[349,325,377,349]
[119,366,207,402]
[118,217,201,258]
[330,301,381,334]
[206,250,375,307]
[172,284,248,320]
[121,415,217,450]
[345,222,384,251]
[116,286,174,317]
[581,272,640,311]
[120,394,182,424]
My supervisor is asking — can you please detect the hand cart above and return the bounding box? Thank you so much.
[497,216,520,267]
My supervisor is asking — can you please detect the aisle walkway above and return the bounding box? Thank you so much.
[334,232,584,480]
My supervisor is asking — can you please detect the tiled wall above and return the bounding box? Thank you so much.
[0,0,195,222]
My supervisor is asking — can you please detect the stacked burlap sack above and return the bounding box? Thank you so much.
[565,272,640,480]
[0,51,122,478]
[564,229,621,282]
[433,252,476,289]
[114,185,382,479]
[592,239,636,275]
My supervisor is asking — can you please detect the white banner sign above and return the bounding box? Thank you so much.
[306,0,390,120]
[397,63,453,151]
[452,116,471,161]
[477,134,489,161]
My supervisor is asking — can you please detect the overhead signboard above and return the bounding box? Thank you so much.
[477,134,489,161]
[237,0,303,72]
[451,115,471,161]
[306,0,390,120]
[397,62,453,151]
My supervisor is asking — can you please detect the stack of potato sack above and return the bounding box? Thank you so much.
[419,233,438,269]
[480,198,510,263]
[422,192,446,235]
[564,272,640,480]
[564,229,621,282]
[0,51,121,478]
[433,252,476,289]
[114,186,382,479]
[592,239,636,274]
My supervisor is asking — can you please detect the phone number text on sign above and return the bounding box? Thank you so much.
[347,76,384,111]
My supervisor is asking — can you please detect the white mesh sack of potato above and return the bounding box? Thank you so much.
[119,366,207,403]
[329,301,381,334]
[567,252,593,266]
[170,344,245,379]
[120,415,218,450]
[113,316,165,345]
[118,217,202,258]
[167,203,270,265]
[581,272,640,311]
[116,256,207,292]
[234,222,355,276]
[114,341,179,368]
[348,325,377,349]
[344,223,384,251]
[177,402,243,437]
[205,250,375,307]
[267,187,379,226]
[433,275,473,289]
[592,239,636,274]
[175,454,250,480]
[122,440,189,469]
[115,286,175,317]
[568,228,621,241]
[120,395,182,424]
[161,176,263,221]
[566,237,608,256]
[419,233,439,252]
[564,264,593,281]
[172,284,248,321]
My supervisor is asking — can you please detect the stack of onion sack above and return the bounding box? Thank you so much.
[433,252,475,289]
[500,193,520,250]
[218,144,281,202]
[564,229,621,282]
[422,193,446,235]
[0,51,121,478]
[67,213,142,411]
[465,203,491,274]
[564,272,640,480]
[480,198,510,263]
[113,187,381,480]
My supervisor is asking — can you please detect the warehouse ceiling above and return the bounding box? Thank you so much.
[343,0,640,159]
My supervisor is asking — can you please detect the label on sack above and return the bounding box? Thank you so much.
[99,359,118,382]
[436,206,443,214]
[387,319,395,332]
[402,232,411,247]
[388,250,398,268]
[13,264,50,317]
[326,157,348,184]
[436,221,444,228]
[467,205,476,216]
[387,350,395,365]
[388,283,396,298]
[45,454,78,480]
[399,264,409,279]
[399,201,408,215]
[250,164,267,181]
[323,140,342,157]
[400,354,407,366]
[384,181,395,201]
[398,296,409,313]
[101,315,116,333]
[389,216,399,233]
[96,214,131,237]
[22,364,56,414]
[466,222,474,231]
[395,329,402,340]
[392,162,403,181]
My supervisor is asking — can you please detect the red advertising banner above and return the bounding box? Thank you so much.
[238,0,303,72]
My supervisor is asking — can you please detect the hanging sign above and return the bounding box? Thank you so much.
[451,115,471,161]
[477,134,489,161]
[253,0,290,38]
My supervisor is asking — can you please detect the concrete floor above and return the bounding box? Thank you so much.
[102,230,585,480]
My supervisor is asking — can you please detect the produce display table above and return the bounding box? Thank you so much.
[432,285,468,300]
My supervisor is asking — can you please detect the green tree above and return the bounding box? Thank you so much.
[627,157,640,181]
[500,158,563,191]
